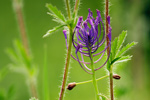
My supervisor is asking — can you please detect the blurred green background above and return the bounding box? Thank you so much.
[0,0,150,100]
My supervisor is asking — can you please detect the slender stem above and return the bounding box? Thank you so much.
[109,65,114,100]
[76,75,109,85]
[105,0,114,100]
[65,0,71,19]
[14,0,37,97]
[29,80,38,98]
[73,0,80,17]
[105,0,109,55]
[59,27,73,100]
[14,0,29,56]
[90,52,100,100]
[59,0,80,99]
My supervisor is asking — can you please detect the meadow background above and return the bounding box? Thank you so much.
[0,0,150,100]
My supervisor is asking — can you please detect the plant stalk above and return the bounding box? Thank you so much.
[90,52,100,100]
[65,0,71,19]
[76,75,109,85]
[109,65,114,100]
[59,27,73,100]
[29,80,38,98]
[105,0,109,55]
[59,0,80,99]
[14,0,29,56]
[73,0,80,17]
[14,0,37,98]
[105,0,114,100]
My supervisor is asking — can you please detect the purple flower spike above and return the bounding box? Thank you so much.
[63,9,111,74]
[72,9,111,74]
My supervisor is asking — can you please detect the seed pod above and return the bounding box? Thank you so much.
[113,74,121,80]
[67,82,76,90]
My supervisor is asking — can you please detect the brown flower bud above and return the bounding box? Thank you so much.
[113,74,121,80]
[67,82,76,90]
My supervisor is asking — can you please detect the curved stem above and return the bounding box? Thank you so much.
[76,75,109,85]
[59,27,73,100]
[90,52,100,100]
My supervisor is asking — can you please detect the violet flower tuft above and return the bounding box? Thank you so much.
[63,9,111,74]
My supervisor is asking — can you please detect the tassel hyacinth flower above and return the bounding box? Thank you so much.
[63,9,111,74]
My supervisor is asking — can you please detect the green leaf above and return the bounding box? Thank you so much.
[7,85,15,100]
[98,94,109,100]
[111,57,121,65]
[0,91,5,100]
[46,3,66,24]
[8,64,28,76]
[6,40,32,70]
[5,48,19,63]
[107,54,111,71]
[111,37,118,59]
[116,42,137,58]
[43,25,65,38]
[113,55,132,64]
[0,67,8,82]
[14,40,32,69]
[115,30,127,57]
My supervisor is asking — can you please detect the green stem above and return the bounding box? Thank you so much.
[14,0,38,98]
[73,0,80,18]
[14,0,29,56]
[59,26,73,100]
[90,52,100,100]
[109,65,114,100]
[76,75,109,85]
[105,0,114,99]
[29,76,37,98]
[59,0,80,99]
[65,0,71,19]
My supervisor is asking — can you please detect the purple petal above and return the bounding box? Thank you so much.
[63,30,67,39]
[77,16,83,26]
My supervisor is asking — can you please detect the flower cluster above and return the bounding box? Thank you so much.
[63,9,111,74]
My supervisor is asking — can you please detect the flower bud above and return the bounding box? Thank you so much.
[113,74,121,80]
[67,82,76,90]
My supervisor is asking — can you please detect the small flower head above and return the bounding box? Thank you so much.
[63,9,111,74]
